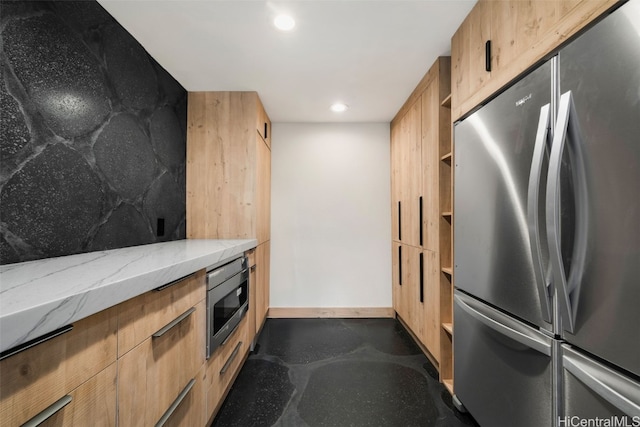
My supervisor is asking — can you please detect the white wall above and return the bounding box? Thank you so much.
[270,123,391,308]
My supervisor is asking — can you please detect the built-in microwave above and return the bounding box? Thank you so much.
[206,256,249,359]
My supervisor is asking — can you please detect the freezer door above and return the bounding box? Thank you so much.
[454,60,553,331]
[561,344,640,419]
[454,291,554,427]
[553,0,640,377]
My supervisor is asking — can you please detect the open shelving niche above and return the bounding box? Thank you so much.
[439,92,454,395]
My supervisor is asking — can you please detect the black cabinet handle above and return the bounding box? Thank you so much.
[485,40,492,72]
[398,201,402,241]
[264,123,268,139]
[0,324,73,361]
[398,246,402,286]
[419,196,423,246]
[154,272,196,292]
[419,252,424,303]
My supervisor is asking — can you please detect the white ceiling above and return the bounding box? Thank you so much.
[97,0,476,123]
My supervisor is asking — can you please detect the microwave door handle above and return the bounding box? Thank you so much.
[527,103,552,323]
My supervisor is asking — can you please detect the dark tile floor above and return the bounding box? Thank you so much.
[212,318,478,427]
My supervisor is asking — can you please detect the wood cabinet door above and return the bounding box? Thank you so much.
[421,84,439,252]
[0,307,117,426]
[491,0,559,72]
[203,315,249,420]
[186,92,257,240]
[255,241,270,332]
[399,100,422,248]
[392,242,401,312]
[397,245,421,329]
[390,122,402,243]
[256,135,271,245]
[117,270,205,357]
[39,363,117,427]
[117,300,205,427]
[418,250,440,363]
[452,0,492,111]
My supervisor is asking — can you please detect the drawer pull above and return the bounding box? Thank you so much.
[22,395,72,427]
[152,307,196,339]
[0,324,73,361]
[154,272,196,292]
[220,317,244,347]
[220,341,243,375]
[154,378,196,427]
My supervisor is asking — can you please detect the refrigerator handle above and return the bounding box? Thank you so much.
[546,91,589,334]
[563,349,640,416]
[527,103,552,323]
[455,293,552,356]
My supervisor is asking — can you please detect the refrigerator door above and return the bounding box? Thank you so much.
[561,344,640,419]
[553,0,640,377]
[454,291,554,427]
[454,60,553,331]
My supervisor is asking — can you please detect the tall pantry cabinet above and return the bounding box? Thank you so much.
[391,57,451,375]
[186,91,272,336]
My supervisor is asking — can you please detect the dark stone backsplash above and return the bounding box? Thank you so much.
[0,0,188,264]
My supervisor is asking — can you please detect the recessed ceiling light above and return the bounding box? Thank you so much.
[274,14,295,31]
[330,102,348,113]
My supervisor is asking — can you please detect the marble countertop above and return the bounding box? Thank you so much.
[0,239,257,354]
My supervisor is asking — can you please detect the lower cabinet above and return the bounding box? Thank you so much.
[0,307,118,426]
[117,299,206,426]
[203,314,250,423]
[40,363,117,427]
[255,241,270,334]
[1,259,259,427]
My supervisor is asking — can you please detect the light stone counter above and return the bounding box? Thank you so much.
[0,239,257,354]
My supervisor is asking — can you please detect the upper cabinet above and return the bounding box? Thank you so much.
[452,0,618,120]
[186,92,271,244]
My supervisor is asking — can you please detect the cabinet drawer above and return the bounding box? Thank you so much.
[159,370,205,427]
[37,363,117,427]
[0,307,117,426]
[118,300,205,427]
[204,315,249,418]
[118,270,205,357]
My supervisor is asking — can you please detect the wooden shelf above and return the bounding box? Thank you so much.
[443,379,454,394]
[441,211,452,218]
[441,267,453,276]
[440,152,452,163]
[441,93,452,108]
[442,323,453,335]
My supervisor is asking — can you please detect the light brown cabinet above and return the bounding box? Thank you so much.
[187,91,271,423]
[451,0,618,120]
[187,90,271,340]
[187,91,272,245]
[202,313,250,423]
[0,307,118,426]
[390,57,450,368]
[254,241,270,333]
[117,275,206,427]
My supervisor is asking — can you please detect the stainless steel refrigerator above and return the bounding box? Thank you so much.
[453,1,640,426]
